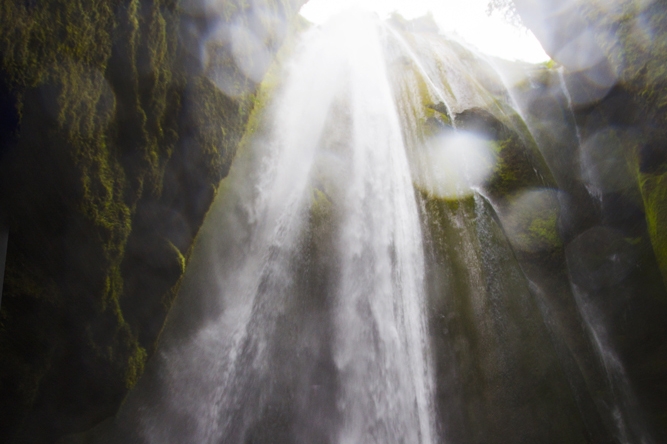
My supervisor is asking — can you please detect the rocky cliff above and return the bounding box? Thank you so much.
[0,0,304,442]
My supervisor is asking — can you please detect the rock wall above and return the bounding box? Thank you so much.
[515,0,667,285]
[0,0,305,442]
[514,0,667,439]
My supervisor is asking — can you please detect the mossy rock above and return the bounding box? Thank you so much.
[0,0,307,442]
[421,191,588,444]
[453,107,553,200]
[639,170,667,290]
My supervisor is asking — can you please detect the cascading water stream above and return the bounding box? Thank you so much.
[329,13,435,444]
[556,67,604,205]
[570,283,653,444]
[384,26,456,125]
[102,8,662,444]
[557,68,583,148]
[111,10,436,444]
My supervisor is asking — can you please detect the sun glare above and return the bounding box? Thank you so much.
[299,0,550,63]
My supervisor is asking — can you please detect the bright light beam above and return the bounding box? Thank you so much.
[299,0,550,63]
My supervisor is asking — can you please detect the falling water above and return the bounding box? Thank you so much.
[557,67,605,206]
[101,8,664,444]
[111,10,435,444]
[570,284,649,444]
[557,67,583,148]
[559,67,655,444]
[328,13,435,444]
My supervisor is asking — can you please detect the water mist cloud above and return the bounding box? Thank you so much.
[180,0,291,97]
[502,188,564,253]
[412,130,496,199]
[580,129,635,195]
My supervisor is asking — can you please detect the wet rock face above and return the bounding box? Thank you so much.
[515,0,667,276]
[0,0,305,442]
[513,0,667,439]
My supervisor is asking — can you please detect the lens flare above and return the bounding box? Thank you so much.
[502,188,564,253]
[566,226,637,290]
[412,130,496,199]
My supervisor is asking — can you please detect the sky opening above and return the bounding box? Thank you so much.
[299,0,550,63]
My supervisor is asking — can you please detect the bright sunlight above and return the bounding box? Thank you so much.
[299,0,550,63]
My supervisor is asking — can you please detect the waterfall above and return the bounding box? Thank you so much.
[102,8,664,444]
[327,13,435,444]
[111,10,435,444]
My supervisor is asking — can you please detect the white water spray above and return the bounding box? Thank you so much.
[118,10,437,444]
[328,12,435,444]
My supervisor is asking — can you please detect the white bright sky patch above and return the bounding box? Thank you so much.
[299,0,550,63]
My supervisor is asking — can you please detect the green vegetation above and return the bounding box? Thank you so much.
[527,212,561,248]
[639,171,667,287]
[452,107,553,200]
[0,0,306,442]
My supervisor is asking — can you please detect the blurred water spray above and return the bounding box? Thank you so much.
[111,10,436,444]
[180,0,295,97]
[412,130,496,199]
[502,188,564,253]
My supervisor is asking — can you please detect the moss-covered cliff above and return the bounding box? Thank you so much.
[2,0,666,442]
[0,0,305,442]
[515,0,667,286]
[513,0,667,438]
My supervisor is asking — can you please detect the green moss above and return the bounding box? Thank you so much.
[0,0,114,88]
[0,0,316,440]
[526,212,562,249]
[124,342,147,389]
[0,0,306,441]
[309,188,333,225]
[639,171,667,289]
[451,108,553,200]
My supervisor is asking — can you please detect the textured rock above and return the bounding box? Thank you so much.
[0,0,305,442]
